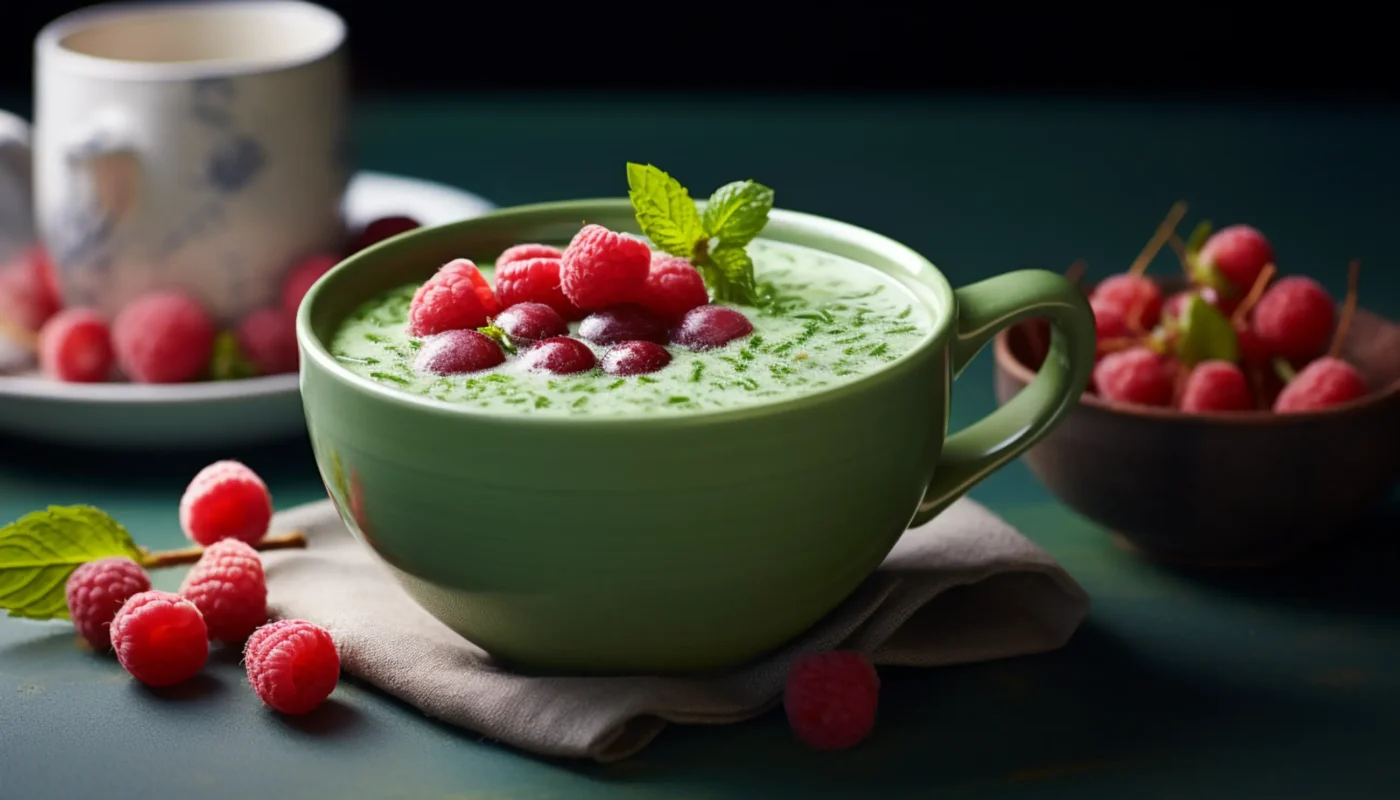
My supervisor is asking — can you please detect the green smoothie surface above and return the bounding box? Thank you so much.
[328,239,933,416]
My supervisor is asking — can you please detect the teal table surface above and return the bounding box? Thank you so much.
[3,95,1400,799]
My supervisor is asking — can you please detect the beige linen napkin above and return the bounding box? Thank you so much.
[262,498,1090,762]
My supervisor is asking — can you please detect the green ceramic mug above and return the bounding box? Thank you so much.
[297,199,1095,673]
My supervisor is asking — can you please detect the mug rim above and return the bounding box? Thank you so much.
[297,197,957,429]
[35,0,346,81]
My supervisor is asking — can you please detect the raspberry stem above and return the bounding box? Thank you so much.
[1127,201,1188,278]
[1229,263,1277,325]
[1167,233,1190,274]
[1328,260,1361,359]
[1064,259,1087,287]
[139,531,306,569]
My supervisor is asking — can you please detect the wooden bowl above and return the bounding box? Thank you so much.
[994,304,1400,568]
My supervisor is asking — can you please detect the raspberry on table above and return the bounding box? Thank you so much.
[244,619,340,715]
[408,259,499,336]
[413,329,505,375]
[559,225,651,311]
[578,304,669,346]
[111,290,216,383]
[784,651,880,751]
[179,539,268,644]
[180,460,274,546]
[494,256,583,322]
[670,305,753,350]
[351,215,421,252]
[281,254,338,318]
[1180,360,1253,412]
[639,253,709,320]
[38,307,113,383]
[110,591,209,687]
[494,302,568,344]
[521,336,598,374]
[1273,357,1369,413]
[1251,276,1335,362]
[1088,274,1163,329]
[1092,346,1175,407]
[601,340,672,376]
[236,308,298,375]
[66,556,152,650]
[1197,224,1275,292]
[496,243,563,271]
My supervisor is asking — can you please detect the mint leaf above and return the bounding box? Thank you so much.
[1176,294,1239,367]
[209,330,257,380]
[703,244,759,305]
[702,180,774,247]
[477,324,516,355]
[0,506,145,620]
[1184,220,1213,255]
[626,163,705,258]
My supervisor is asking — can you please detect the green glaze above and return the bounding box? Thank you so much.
[297,198,1095,672]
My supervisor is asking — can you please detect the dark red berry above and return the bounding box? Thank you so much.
[1198,224,1274,292]
[670,305,753,350]
[521,337,597,374]
[413,329,505,375]
[1088,275,1163,329]
[1251,276,1334,363]
[601,340,672,376]
[1092,346,1175,407]
[1234,320,1270,365]
[494,302,567,344]
[577,304,668,346]
[1180,361,1253,413]
[353,216,421,252]
[1273,357,1369,413]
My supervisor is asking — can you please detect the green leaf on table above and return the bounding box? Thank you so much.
[0,506,144,621]
[1175,294,1239,367]
[702,180,775,248]
[209,330,257,380]
[703,244,760,306]
[625,163,706,258]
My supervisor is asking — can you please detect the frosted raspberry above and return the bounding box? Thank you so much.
[413,329,505,375]
[639,253,709,320]
[244,619,340,715]
[494,256,583,321]
[110,591,209,687]
[1251,276,1334,362]
[352,215,421,252]
[236,308,298,375]
[1180,361,1252,412]
[670,305,753,350]
[784,651,880,751]
[602,340,672,376]
[65,557,151,650]
[1198,224,1274,291]
[1274,357,1369,413]
[1088,274,1163,328]
[38,307,113,383]
[111,290,216,383]
[1092,346,1175,407]
[559,225,651,311]
[180,460,274,546]
[494,302,567,344]
[578,304,668,346]
[521,336,597,374]
[0,245,62,333]
[497,243,563,270]
[179,539,268,644]
[408,259,499,336]
[281,254,338,317]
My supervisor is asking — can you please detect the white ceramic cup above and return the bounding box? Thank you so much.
[6,0,350,325]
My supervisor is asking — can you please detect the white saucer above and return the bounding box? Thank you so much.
[0,170,495,450]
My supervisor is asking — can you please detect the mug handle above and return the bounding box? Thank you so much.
[908,269,1096,528]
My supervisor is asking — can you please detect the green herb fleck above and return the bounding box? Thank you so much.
[638,376,659,385]
[607,379,626,390]
[667,396,691,405]
[365,332,386,343]
[534,396,551,409]
[476,325,516,355]
[572,396,589,408]
[690,362,705,383]
[371,372,411,385]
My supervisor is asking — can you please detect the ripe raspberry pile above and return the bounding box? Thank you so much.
[62,459,340,715]
[1080,217,1372,414]
[405,223,752,379]
[0,215,417,385]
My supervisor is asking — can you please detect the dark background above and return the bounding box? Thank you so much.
[1,0,1397,100]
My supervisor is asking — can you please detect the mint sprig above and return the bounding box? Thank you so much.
[0,506,145,620]
[626,163,774,306]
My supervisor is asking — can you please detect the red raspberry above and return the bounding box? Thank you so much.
[65,556,152,650]
[413,329,505,375]
[559,225,651,311]
[1180,360,1252,412]
[497,243,563,270]
[408,259,499,336]
[1088,274,1163,328]
[639,253,709,320]
[244,619,340,715]
[236,308,298,376]
[494,257,583,322]
[110,591,209,687]
[180,460,274,546]
[670,305,753,351]
[601,340,672,376]
[494,302,567,344]
[111,290,216,383]
[38,307,113,383]
[1163,287,1239,322]
[179,539,268,644]
[352,215,421,252]
[521,336,598,374]
[1091,299,1128,359]
[1251,276,1334,362]
[783,651,880,751]
[1092,346,1175,407]
[281,254,338,318]
[1197,224,1275,291]
[1273,357,1369,413]
[578,304,669,346]
[0,245,62,333]
[1234,320,1270,365]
